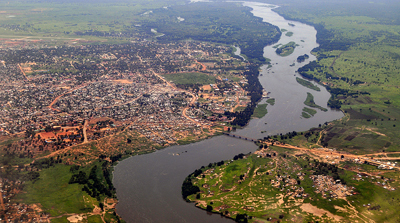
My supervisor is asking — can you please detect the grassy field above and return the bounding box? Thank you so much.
[185,148,400,222]
[252,103,268,118]
[16,165,95,217]
[296,77,320,91]
[162,72,216,86]
[0,0,187,40]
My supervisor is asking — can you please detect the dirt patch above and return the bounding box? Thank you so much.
[300,203,342,221]
[365,128,386,137]
[201,85,212,91]
[67,214,85,223]
[113,79,133,84]
[31,204,43,212]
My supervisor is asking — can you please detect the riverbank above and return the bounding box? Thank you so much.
[113,1,343,222]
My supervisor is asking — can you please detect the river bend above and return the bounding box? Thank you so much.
[113,2,343,222]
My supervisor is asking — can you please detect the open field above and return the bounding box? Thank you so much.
[15,165,93,216]
[162,72,216,86]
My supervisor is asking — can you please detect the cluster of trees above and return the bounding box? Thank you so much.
[181,168,202,201]
[224,65,264,126]
[233,153,246,160]
[69,162,115,200]
[296,54,309,63]
[311,160,345,184]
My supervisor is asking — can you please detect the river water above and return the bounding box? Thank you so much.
[113,2,343,223]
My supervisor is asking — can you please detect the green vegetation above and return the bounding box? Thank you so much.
[275,41,298,56]
[302,107,317,118]
[319,112,400,154]
[184,150,400,222]
[272,44,282,48]
[304,92,327,112]
[145,2,281,63]
[16,165,94,216]
[296,77,320,91]
[87,215,104,223]
[285,31,293,37]
[177,136,197,145]
[162,72,216,86]
[296,54,309,63]
[266,98,275,105]
[264,0,400,154]
[301,112,311,118]
[252,103,268,118]
[0,0,187,42]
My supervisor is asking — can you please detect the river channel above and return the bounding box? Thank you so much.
[113,2,344,222]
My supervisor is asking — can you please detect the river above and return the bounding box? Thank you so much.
[113,2,343,222]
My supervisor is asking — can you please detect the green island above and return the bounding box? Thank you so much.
[285,31,294,37]
[275,41,298,57]
[296,77,321,91]
[304,92,328,112]
[272,44,282,48]
[296,54,309,63]
[266,98,276,106]
[302,107,317,118]
[252,104,268,118]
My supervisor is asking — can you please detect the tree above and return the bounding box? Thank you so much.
[45,125,52,132]
[206,205,213,212]
[235,214,248,223]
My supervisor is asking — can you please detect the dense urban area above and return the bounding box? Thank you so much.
[0,37,259,221]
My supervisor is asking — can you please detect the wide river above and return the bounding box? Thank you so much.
[113,2,344,222]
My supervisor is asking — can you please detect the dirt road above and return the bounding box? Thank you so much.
[83,120,88,143]
[266,142,400,170]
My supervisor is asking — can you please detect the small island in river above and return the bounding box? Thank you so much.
[275,41,298,57]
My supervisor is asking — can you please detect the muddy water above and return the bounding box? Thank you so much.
[113,2,343,223]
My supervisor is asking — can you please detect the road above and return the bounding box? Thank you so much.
[83,120,88,143]
[265,141,400,170]
[48,83,91,112]
[149,69,204,127]
[17,64,28,80]
[0,190,5,211]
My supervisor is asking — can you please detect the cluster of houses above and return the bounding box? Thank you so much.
[311,175,354,199]
[0,39,253,154]
[0,178,43,222]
